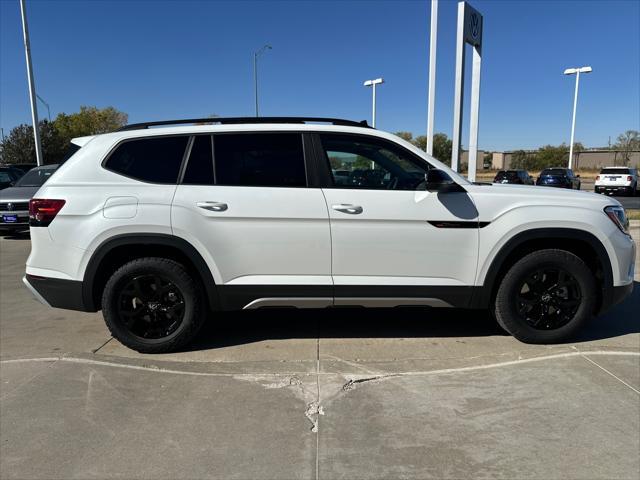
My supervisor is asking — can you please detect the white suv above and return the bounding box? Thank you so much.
[595,167,639,196]
[23,118,636,352]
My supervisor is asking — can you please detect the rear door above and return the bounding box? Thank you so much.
[316,133,479,307]
[171,132,332,309]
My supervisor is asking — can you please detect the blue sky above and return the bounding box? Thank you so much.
[1,0,638,151]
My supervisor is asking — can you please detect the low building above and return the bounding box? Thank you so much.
[491,150,640,170]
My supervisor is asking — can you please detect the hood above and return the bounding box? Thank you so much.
[0,186,40,202]
[468,182,621,209]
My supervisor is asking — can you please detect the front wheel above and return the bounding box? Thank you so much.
[493,249,597,344]
[102,257,206,353]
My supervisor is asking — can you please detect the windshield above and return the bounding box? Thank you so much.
[14,166,56,187]
[0,172,13,183]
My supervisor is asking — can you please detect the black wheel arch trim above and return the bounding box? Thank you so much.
[82,233,220,312]
[472,228,614,312]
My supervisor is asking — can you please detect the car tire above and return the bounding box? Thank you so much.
[102,257,206,353]
[493,249,597,344]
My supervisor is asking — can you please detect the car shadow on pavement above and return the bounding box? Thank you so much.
[178,281,639,352]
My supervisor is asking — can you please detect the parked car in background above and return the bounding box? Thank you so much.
[0,166,24,190]
[0,164,59,235]
[493,170,534,185]
[536,168,581,189]
[595,167,638,196]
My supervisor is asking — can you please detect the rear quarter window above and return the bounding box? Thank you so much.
[105,136,189,183]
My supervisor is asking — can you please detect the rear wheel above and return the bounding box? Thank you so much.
[494,249,597,343]
[102,257,205,353]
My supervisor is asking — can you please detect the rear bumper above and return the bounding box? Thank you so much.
[23,274,93,312]
[595,185,633,195]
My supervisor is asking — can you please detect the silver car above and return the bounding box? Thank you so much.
[0,164,58,235]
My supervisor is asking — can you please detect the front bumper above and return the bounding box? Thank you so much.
[23,274,92,311]
[0,210,29,230]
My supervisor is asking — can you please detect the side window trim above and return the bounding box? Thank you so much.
[306,133,333,188]
[177,136,195,184]
[179,134,216,186]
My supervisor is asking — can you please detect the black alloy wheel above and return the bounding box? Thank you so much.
[515,268,581,330]
[117,274,186,339]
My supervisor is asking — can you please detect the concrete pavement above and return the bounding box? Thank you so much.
[1,233,639,479]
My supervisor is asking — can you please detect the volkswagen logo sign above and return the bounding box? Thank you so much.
[6,203,13,211]
[470,12,479,39]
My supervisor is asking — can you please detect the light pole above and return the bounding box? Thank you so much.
[36,94,51,122]
[254,44,272,117]
[564,66,592,170]
[19,0,43,166]
[363,78,384,128]
[426,0,438,155]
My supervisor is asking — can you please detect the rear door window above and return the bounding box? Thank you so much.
[105,136,189,183]
[214,133,306,187]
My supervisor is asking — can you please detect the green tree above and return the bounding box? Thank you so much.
[614,130,640,165]
[0,106,127,165]
[432,133,452,165]
[53,106,127,141]
[0,121,66,165]
[413,135,428,152]
[536,144,569,169]
[510,150,538,170]
[394,131,413,143]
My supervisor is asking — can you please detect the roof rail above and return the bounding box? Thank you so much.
[117,117,371,132]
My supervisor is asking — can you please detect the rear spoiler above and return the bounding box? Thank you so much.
[70,135,97,147]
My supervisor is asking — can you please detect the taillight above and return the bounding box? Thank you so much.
[29,199,66,227]
[627,176,632,181]
[596,175,600,181]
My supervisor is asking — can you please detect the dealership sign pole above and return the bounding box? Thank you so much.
[451,1,483,182]
[19,0,43,166]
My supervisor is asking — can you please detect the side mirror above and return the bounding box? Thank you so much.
[425,169,465,193]
[576,174,581,178]
[9,181,15,187]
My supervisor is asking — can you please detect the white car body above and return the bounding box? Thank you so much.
[22,119,635,348]
[595,167,639,196]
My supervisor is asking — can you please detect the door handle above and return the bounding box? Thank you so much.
[332,204,363,215]
[197,201,228,212]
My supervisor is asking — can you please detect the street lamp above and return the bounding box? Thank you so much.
[254,44,272,117]
[363,78,384,128]
[564,66,592,169]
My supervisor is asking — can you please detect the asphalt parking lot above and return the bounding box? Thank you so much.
[1,230,639,479]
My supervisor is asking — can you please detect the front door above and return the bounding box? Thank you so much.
[317,133,479,307]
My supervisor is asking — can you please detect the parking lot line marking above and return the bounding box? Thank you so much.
[2,350,638,378]
[581,354,640,395]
